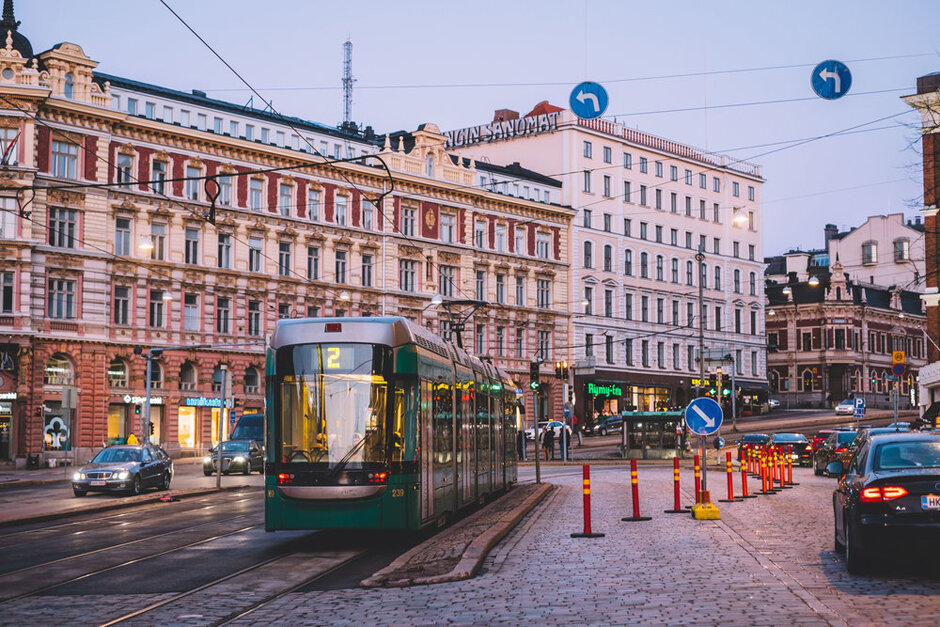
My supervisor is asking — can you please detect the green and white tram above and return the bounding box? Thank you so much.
[264,317,519,531]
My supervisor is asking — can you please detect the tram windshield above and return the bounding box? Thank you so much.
[276,343,390,469]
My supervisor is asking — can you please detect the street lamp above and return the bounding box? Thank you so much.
[808,276,820,287]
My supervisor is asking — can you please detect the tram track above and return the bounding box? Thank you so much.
[0,521,262,605]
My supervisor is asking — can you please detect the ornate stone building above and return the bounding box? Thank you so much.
[0,11,572,465]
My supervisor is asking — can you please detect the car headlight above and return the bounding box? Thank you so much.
[73,472,82,481]
[233,456,246,463]
[203,456,212,464]
[114,470,129,480]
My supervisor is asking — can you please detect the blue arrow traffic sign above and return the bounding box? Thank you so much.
[684,397,723,436]
[811,60,852,100]
[569,81,608,120]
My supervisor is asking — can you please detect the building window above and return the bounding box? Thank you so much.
[623,181,632,203]
[640,222,647,240]
[641,340,650,367]
[583,170,591,193]
[249,237,263,272]
[583,286,593,315]
[362,254,373,287]
[639,185,647,206]
[657,342,664,369]
[278,242,291,276]
[218,175,232,206]
[639,157,648,173]
[308,189,320,221]
[495,225,506,252]
[732,181,740,197]
[640,252,649,279]
[114,217,130,256]
[748,244,755,261]
[624,249,633,276]
[657,298,664,324]
[583,241,593,268]
[515,328,524,358]
[514,226,525,254]
[625,338,634,365]
[474,220,486,248]
[537,330,549,361]
[184,166,200,201]
[184,293,199,331]
[536,279,551,308]
[862,241,877,265]
[113,285,129,325]
[602,146,611,163]
[474,270,486,300]
[655,161,663,177]
[735,309,742,334]
[624,293,633,320]
[714,306,721,331]
[150,223,166,261]
[749,272,757,296]
[733,269,741,293]
[685,196,692,216]
[536,232,550,259]
[278,303,291,320]
[713,265,721,290]
[641,295,649,322]
[603,245,613,272]
[400,259,417,292]
[655,189,662,210]
[474,324,485,354]
[748,185,755,201]
[335,250,348,284]
[624,152,632,169]
[216,297,230,334]
[495,326,505,356]
[440,265,456,297]
[699,173,706,189]
[686,260,694,286]
[441,214,455,243]
[603,175,611,197]
[116,154,133,186]
[672,300,680,325]
[583,141,592,158]
[656,255,664,281]
[603,289,613,318]
[149,289,165,327]
[51,140,78,179]
[184,227,199,264]
[248,300,261,336]
[893,239,910,262]
[713,177,720,193]
[515,276,524,305]
[750,310,758,335]
[606,335,614,364]
[671,258,679,283]
[603,213,612,232]
[278,184,292,217]
[656,225,663,243]
[495,274,505,304]
[585,333,594,357]
[217,233,231,269]
[49,208,77,249]
[150,160,166,195]
[335,196,348,226]
[249,179,263,212]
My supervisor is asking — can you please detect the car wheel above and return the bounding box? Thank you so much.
[600,428,607,436]
[204,470,213,476]
[73,488,86,497]
[844,519,869,574]
[130,475,142,496]
[161,471,171,491]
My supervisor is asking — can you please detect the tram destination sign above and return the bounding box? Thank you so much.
[444,112,561,149]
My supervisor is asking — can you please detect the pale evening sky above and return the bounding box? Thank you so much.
[18,0,940,257]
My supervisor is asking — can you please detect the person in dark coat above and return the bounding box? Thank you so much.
[558,425,569,460]
[517,429,525,460]
[543,426,555,460]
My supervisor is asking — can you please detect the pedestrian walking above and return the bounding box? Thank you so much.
[543,426,555,460]
[517,429,525,461]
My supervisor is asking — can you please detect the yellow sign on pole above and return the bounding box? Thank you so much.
[892,351,905,365]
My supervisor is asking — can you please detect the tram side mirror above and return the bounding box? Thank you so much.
[826,461,844,476]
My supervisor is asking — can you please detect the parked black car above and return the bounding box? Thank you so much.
[203,440,264,475]
[847,425,910,460]
[768,433,812,466]
[830,432,940,573]
[736,433,769,462]
[591,415,623,436]
[813,430,857,475]
[72,443,173,497]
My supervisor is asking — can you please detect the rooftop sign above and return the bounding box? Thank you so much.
[444,112,560,149]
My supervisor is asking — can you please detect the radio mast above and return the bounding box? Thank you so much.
[342,38,356,127]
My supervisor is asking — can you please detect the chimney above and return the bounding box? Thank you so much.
[493,109,519,122]
[824,224,838,244]
[916,216,922,226]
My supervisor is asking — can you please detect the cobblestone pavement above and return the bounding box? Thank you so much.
[1,465,937,626]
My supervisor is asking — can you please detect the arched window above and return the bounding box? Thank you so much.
[800,369,813,392]
[107,359,128,388]
[583,241,593,268]
[640,252,649,278]
[603,244,612,272]
[769,369,780,392]
[686,260,694,286]
[64,73,74,99]
[700,263,708,289]
[179,361,197,391]
[733,269,741,293]
[749,271,756,295]
[655,255,664,281]
[245,366,260,394]
[714,266,722,290]
[425,154,434,177]
[44,354,74,386]
[624,249,633,276]
[150,361,163,389]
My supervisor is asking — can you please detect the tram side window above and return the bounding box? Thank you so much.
[433,380,453,465]
[391,380,418,464]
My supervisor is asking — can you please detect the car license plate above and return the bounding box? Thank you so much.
[922,495,940,510]
[90,480,106,486]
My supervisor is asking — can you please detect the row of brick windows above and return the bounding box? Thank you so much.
[768,329,924,358]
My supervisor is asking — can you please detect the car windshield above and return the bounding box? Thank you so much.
[92,448,140,463]
[743,435,767,443]
[836,432,856,444]
[772,434,806,442]
[220,441,250,452]
[873,441,940,471]
[838,399,854,406]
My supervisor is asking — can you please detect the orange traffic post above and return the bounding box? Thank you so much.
[718,451,741,502]
[664,456,685,513]
[740,451,756,498]
[778,450,787,489]
[758,447,774,495]
[622,459,652,522]
[786,445,799,486]
[685,454,701,509]
[571,465,604,538]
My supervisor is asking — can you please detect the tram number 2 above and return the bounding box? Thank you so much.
[326,347,341,369]
[391,488,404,498]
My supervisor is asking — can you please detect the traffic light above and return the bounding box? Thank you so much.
[149,421,155,435]
[529,361,539,389]
[134,404,141,415]
[34,406,42,417]
[553,361,569,379]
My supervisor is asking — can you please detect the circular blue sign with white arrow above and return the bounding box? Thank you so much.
[811,60,852,100]
[684,397,723,436]
[569,81,608,120]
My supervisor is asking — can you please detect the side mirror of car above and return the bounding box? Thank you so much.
[826,461,844,476]
[85,459,92,464]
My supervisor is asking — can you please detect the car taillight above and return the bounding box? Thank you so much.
[804,444,812,451]
[860,486,909,502]
[835,447,847,453]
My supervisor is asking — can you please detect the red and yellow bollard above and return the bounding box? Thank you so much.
[622,459,652,522]
[740,450,756,498]
[664,456,685,514]
[786,445,798,486]
[718,451,740,502]
[571,465,604,538]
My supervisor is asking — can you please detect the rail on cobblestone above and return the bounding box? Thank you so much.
[362,482,552,587]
